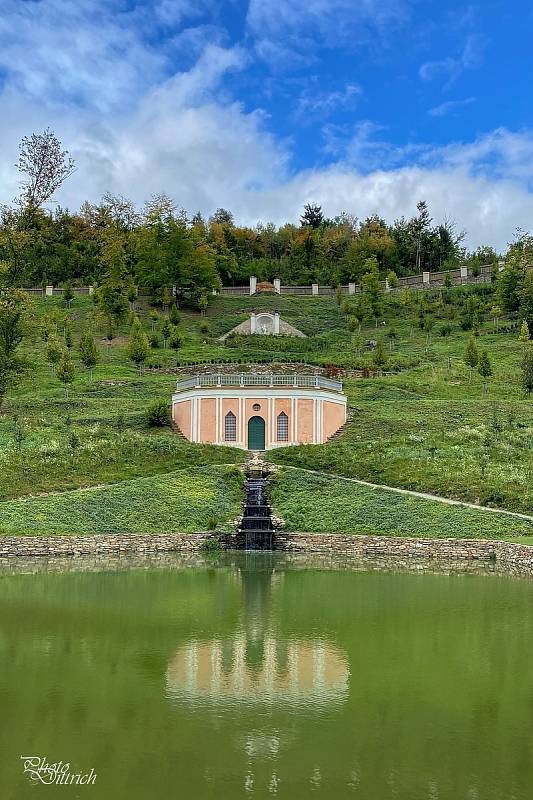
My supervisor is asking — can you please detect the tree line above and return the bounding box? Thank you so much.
[0,130,501,304]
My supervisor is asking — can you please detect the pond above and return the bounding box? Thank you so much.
[0,552,532,799]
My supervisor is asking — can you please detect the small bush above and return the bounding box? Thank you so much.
[439,323,453,336]
[145,399,170,427]
[200,537,223,553]
[149,333,161,348]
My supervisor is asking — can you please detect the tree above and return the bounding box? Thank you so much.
[198,294,208,316]
[128,318,148,374]
[15,129,75,208]
[300,203,323,229]
[169,304,180,325]
[372,340,387,368]
[464,338,479,380]
[169,328,183,350]
[210,208,234,226]
[63,281,74,307]
[519,320,530,343]
[478,350,493,394]
[519,270,533,331]
[57,351,75,398]
[161,320,171,348]
[79,330,98,382]
[64,322,73,349]
[521,346,533,396]
[0,287,27,408]
[46,333,63,374]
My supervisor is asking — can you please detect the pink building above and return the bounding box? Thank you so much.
[172,372,347,451]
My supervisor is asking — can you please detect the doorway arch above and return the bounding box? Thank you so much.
[248,416,266,451]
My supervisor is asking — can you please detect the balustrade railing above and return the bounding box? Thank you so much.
[175,372,343,393]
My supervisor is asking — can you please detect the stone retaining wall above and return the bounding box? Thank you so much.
[0,533,213,558]
[3,533,533,576]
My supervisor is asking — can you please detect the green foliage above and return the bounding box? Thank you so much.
[464,338,479,369]
[271,469,533,539]
[0,467,243,535]
[372,340,387,367]
[56,350,75,397]
[145,398,169,427]
[0,287,27,406]
[127,318,149,371]
[79,329,98,378]
[168,328,183,350]
[45,333,63,370]
[169,304,180,325]
[478,350,493,379]
[519,320,530,343]
[521,347,533,396]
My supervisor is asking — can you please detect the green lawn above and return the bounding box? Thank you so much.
[271,468,533,539]
[0,466,243,535]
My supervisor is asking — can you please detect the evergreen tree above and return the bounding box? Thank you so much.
[464,338,479,380]
[519,320,530,343]
[521,346,533,396]
[127,318,149,374]
[300,203,323,229]
[79,330,98,382]
[478,350,493,393]
[372,340,387,368]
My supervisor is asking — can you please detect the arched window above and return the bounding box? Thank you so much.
[224,411,237,442]
[277,412,289,442]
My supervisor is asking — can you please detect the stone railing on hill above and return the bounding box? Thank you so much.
[216,265,502,297]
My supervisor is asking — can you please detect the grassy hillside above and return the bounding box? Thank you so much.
[0,466,242,535]
[271,469,533,539]
[2,285,532,531]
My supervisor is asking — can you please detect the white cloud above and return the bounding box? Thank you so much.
[296,84,362,120]
[429,97,475,117]
[0,0,531,253]
[419,33,487,86]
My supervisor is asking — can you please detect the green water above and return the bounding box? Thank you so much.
[1,553,533,799]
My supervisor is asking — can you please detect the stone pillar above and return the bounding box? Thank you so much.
[348,282,356,295]
[312,284,319,296]
[45,285,54,297]
[88,285,94,296]
[273,311,280,334]
[250,313,257,334]
[460,266,468,281]
[250,276,257,295]
[422,272,430,286]
[273,278,281,294]
[498,260,505,272]
[385,277,390,292]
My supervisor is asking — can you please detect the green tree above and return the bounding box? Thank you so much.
[0,287,28,407]
[63,281,74,307]
[478,350,493,394]
[519,270,533,331]
[161,319,171,349]
[372,340,387,368]
[169,304,180,325]
[464,338,479,381]
[519,320,530,343]
[79,330,98,381]
[128,318,149,374]
[169,328,183,351]
[57,350,75,398]
[46,333,63,374]
[64,322,73,349]
[521,346,533,396]
[300,203,323,229]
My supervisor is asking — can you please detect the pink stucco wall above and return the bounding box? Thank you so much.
[323,401,346,440]
[200,398,216,443]
[173,399,192,440]
[297,399,314,443]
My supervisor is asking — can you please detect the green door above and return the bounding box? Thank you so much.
[248,416,266,451]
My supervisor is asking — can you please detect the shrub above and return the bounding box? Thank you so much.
[149,333,161,348]
[169,329,183,350]
[201,536,223,552]
[145,399,170,427]
[439,323,453,336]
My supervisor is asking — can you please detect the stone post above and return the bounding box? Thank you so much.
[498,260,505,272]
[460,266,468,281]
[385,277,390,292]
[312,284,319,296]
[88,285,94,296]
[273,311,280,334]
[348,282,356,295]
[195,373,201,388]
[422,272,430,286]
[273,278,281,294]
[250,276,257,295]
[45,285,54,297]
[250,312,257,334]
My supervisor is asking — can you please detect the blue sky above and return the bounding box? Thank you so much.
[0,0,532,249]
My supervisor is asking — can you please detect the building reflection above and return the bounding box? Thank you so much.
[166,556,349,705]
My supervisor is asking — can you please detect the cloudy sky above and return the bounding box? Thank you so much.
[0,0,532,249]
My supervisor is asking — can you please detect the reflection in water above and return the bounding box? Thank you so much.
[166,555,349,705]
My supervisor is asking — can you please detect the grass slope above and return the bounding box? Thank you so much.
[0,466,243,536]
[271,469,533,539]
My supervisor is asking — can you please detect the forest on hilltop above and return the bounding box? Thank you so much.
[0,130,502,301]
